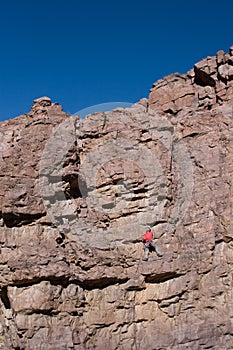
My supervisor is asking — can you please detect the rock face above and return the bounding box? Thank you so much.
[1,48,233,349]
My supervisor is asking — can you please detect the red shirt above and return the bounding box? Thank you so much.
[142,231,153,244]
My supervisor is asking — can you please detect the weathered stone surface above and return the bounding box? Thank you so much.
[0,97,68,227]
[1,48,233,349]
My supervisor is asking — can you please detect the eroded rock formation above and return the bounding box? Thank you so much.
[0,47,233,349]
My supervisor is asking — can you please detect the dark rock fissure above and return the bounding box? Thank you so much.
[0,286,11,309]
[79,277,129,290]
[145,272,183,284]
[2,212,46,228]
[194,66,216,87]
[9,276,130,291]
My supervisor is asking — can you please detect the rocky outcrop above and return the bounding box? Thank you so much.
[0,48,233,349]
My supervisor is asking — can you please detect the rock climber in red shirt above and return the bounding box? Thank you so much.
[141,227,163,261]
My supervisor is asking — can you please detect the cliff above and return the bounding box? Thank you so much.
[0,47,233,349]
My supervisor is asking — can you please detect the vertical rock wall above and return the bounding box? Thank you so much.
[0,48,233,349]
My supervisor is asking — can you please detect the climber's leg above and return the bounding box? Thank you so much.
[154,244,163,257]
[142,244,149,261]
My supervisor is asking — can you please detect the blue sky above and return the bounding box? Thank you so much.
[0,0,233,121]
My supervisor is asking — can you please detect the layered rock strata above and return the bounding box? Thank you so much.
[0,47,233,349]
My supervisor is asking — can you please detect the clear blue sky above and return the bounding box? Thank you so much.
[0,0,233,121]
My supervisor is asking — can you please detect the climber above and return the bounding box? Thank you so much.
[141,226,163,261]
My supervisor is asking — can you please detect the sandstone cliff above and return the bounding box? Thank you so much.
[0,47,233,349]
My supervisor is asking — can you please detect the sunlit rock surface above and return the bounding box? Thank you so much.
[1,47,233,349]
